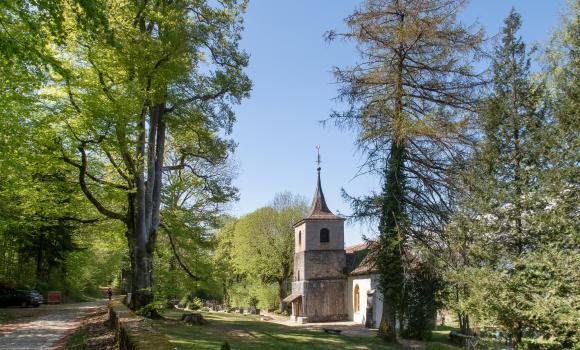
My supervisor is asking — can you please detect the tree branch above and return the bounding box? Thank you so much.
[61,152,130,190]
[75,144,127,223]
[166,88,229,113]
[160,222,201,281]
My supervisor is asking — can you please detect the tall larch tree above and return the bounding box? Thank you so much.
[327,0,483,341]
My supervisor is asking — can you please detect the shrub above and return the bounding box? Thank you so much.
[136,301,166,318]
[248,296,259,308]
[221,341,231,350]
[179,294,190,307]
[186,297,203,311]
[522,339,562,350]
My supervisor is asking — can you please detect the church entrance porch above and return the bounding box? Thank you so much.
[283,294,308,323]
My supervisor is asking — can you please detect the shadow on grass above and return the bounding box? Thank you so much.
[431,325,458,341]
[157,310,403,350]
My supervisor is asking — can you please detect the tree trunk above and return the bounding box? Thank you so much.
[127,104,165,310]
[379,302,398,342]
[278,277,288,313]
[458,312,470,335]
[378,7,406,340]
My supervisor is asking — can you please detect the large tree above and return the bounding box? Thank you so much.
[2,0,251,309]
[446,8,579,348]
[328,0,483,340]
[227,193,307,312]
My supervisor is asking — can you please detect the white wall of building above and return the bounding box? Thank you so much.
[347,275,371,325]
[347,274,383,328]
[372,275,383,329]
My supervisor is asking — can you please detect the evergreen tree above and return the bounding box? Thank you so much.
[328,0,483,340]
[446,8,579,347]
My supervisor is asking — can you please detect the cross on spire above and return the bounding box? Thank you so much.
[316,144,321,172]
[306,144,340,219]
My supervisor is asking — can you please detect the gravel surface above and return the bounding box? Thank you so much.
[0,301,105,350]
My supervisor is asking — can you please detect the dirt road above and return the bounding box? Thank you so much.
[0,301,105,350]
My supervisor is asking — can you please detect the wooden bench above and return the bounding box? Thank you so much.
[323,328,342,335]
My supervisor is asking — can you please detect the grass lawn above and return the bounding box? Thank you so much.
[431,325,455,343]
[157,310,404,350]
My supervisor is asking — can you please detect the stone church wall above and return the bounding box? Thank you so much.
[302,279,347,322]
[303,220,345,251]
[302,250,346,280]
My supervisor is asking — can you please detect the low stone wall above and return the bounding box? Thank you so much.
[108,300,174,350]
[449,330,477,347]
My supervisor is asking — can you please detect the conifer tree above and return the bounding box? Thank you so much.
[328,0,483,340]
[446,8,579,347]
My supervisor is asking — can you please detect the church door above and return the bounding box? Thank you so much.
[295,299,302,317]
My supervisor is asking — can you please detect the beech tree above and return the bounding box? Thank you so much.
[328,0,484,340]
[2,0,251,309]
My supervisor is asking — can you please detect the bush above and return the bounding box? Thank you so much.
[179,294,190,307]
[186,297,203,311]
[136,301,166,318]
[522,339,562,350]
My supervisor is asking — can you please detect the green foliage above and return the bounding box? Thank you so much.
[254,283,279,310]
[401,263,441,340]
[445,6,580,349]
[330,0,483,340]
[187,297,203,311]
[215,192,307,311]
[522,338,563,350]
[1,0,250,309]
[136,301,168,318]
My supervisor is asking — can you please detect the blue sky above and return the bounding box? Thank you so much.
[229,0,568,246]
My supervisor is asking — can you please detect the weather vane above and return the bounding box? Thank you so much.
[316,145,321,171]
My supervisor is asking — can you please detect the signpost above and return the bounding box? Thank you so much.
[47,291,61,304]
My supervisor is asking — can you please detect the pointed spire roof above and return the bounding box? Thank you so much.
[307,168,334,217]
[305,147,343,220]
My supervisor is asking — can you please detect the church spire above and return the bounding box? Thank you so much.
[307,146,337,219]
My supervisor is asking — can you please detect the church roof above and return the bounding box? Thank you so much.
[345,241,379,276]
[305,167,343,220]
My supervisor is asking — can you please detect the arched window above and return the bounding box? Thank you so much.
[298,231,301,246]
[320,228,329,243]
[354,284,360,312]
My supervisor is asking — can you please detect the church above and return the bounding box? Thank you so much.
[283,165,384,328]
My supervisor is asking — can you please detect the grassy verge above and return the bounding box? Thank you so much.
[0,310,14,325]
[431,325,455,343]
[157,309,404,350]
[65,323,91,350]
[64,306,116,350]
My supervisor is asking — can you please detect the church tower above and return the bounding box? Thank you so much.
[285,151,347,323]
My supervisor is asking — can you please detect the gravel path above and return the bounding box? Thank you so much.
[0,301,105,350]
